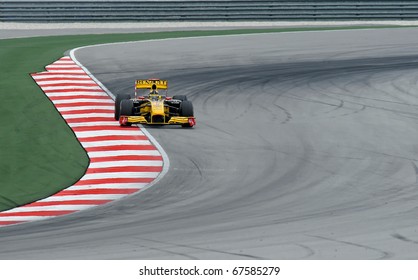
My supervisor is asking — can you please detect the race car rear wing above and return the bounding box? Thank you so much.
[135,79,168,90]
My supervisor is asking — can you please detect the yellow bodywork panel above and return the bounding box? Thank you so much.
[151,100,165,116]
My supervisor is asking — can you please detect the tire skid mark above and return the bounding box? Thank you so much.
[308,234,394,259]
[0,56,163,227]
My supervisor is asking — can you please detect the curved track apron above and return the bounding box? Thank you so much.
[0,56,164,227]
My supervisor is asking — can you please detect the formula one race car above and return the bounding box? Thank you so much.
[115,79,196,127]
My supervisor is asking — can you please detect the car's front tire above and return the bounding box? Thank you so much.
[180,100,194,117]
[179,100,194,127]
[119,99,134,126]
[115,93,131,120]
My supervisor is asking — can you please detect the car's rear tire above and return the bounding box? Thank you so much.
[115,93,131,120]
[173,95,188,101]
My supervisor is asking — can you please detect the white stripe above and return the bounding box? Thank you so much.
[52,99,113,105]
[74,129,143,137]
[68,122,119,128]
[47,65,81,69]
[57,106,114,112]
[52,61,77,65]
[62,113,114,119]
[0,216,52,222]
[38,80,97,85]
[47,91,109,97]
[70,123,121,129]
[81,140,151,148]
[42,85,102,91]
[81,172,159,180]
[52,64,77,67]
[88,150,160,158]
[54,59,75,62]
[89,161,163,168]
[32,74,91,80]
[67,183,146,191]
[4,205,93,213]
[42,194,128,201]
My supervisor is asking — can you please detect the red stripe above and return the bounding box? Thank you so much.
[87,166,162,174]
[0,210,75,217]
[44,88,104,93]
[25,200,112,207]
[78,135,147,142]
[0,221,22,226]
[56,188,139,196]
[32,72,87,76]
[74,177,154,186]
[66,117,115,123]
[86,145,156,152]
[49,95,110,101]
[61,109,114,115]
[72,125,138,132]
[55,102,113,108]
[90,155,163,162]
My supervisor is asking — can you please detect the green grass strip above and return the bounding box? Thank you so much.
[0,25,412,212]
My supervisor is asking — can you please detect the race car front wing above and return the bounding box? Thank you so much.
[119,116,196,127]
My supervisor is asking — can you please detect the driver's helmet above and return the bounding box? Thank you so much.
[150,84,159,95]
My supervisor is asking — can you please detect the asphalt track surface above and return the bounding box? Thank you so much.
[1,28,418,259]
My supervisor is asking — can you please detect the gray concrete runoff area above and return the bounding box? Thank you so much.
[2,26,418,259]
[1,21,418,39]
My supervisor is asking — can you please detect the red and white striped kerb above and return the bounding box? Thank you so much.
[0,56,164,227]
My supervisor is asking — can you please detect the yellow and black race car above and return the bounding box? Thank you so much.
[115,79,196,127]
